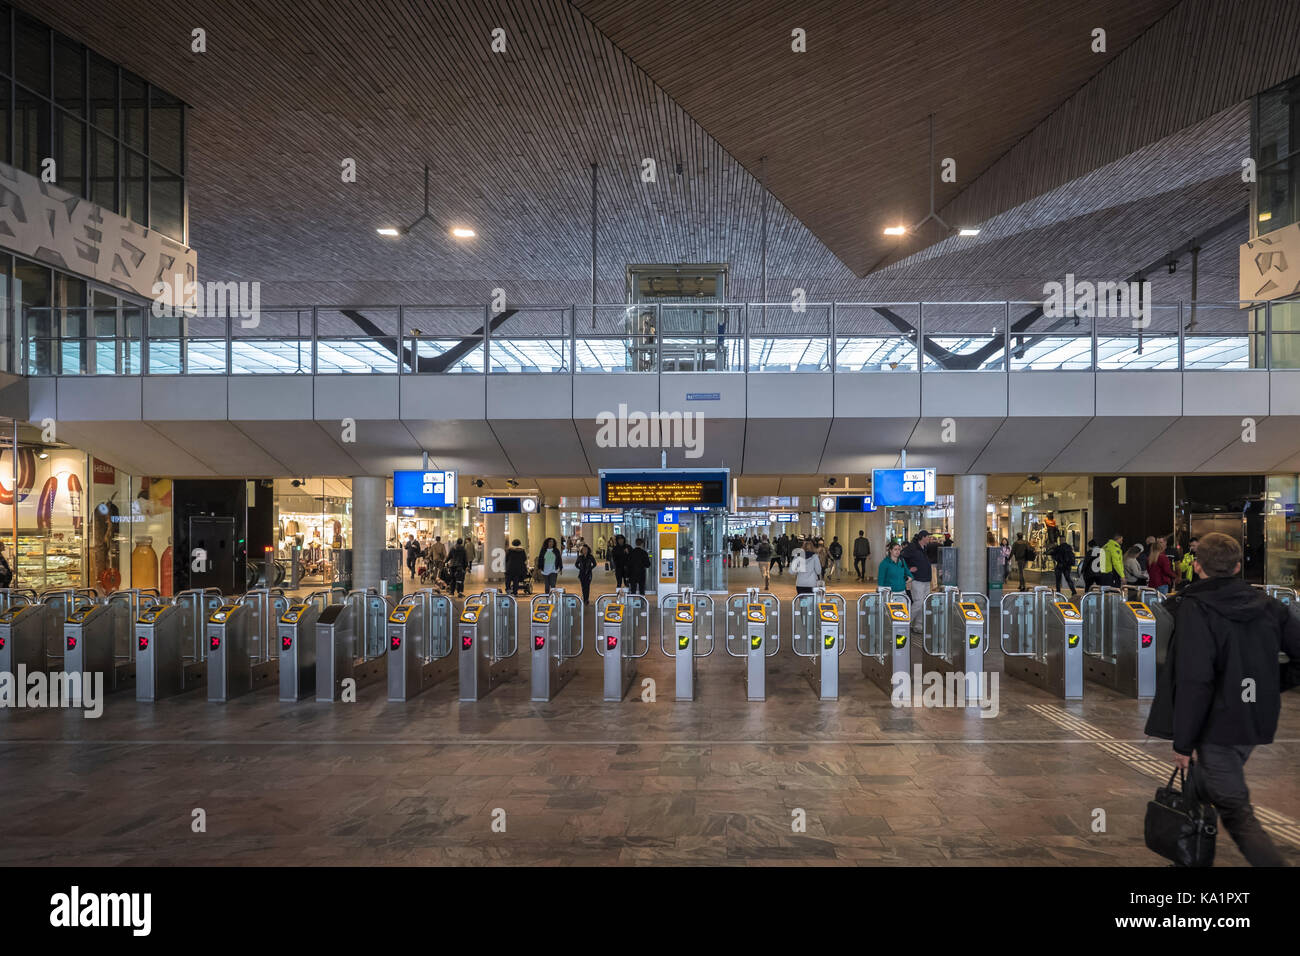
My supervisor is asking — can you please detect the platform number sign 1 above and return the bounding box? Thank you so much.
[1110,477,1127,505]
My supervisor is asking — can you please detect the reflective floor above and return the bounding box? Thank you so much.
[1,564,1296,866]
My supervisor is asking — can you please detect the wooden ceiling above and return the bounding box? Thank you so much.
[574,0,1183,275]
[14,0,1273,310]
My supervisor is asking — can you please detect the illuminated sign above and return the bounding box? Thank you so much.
[282,635,293,651]
[393,470,457,508]
[821,495,875,513]
[768,513,798,522]
[751,634,762,649]
[1141,634,1153,648]
[600,469,729,509]
[677,635,690,649]
[582,512,623,523]
[462,635,473,650]
[895,634,907,648]
[968,634,980,648]
[871,468,937,507]
[210,635,220,650]
[138,635,149,651]
[390,635,401,650]
[607,635,618,650]
[823,634,836,648]
[67,635,77,650]
[534,635,546,650]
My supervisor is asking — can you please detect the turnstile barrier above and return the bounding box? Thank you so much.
[857,587,912,693]
[64,596,129,703]
[724,588,779,701]
[1080,587,1157,698]
[921,586,989,701]
[0,591,46,677]
[458,588,518,701]
[386,588,454,701]
[207,588,288,701]
[529,588,583,702]
[792,587,845,700]
[661,589,714,701]
[999,585,1082,699]
[595,588,650,701]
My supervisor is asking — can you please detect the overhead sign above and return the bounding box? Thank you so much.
[821,495,875,513]
[581,512,623,523]
[871,468,936,507]
[600,469,729,509]
[393,470,457,508]
[769,512,798,522]
[477,496,538,514]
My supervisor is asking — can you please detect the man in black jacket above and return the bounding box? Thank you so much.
[900,531,933,635]
[627,538,651,595]
[1145,532,1300,866]
[503,539,528,595]
[852,530,871,581]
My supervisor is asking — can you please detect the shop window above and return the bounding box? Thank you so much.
[150,163,183,241]
[149,86,183,174]
[121,69,146,152]
[54,109,85,197]
[123,148,147,227]
[90,130,117,211]
[13,84,50,179]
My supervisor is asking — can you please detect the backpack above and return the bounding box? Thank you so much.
[1024,545,1037,563]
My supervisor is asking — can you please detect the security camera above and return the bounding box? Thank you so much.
[826,477,837,487]
[472,479,485,488]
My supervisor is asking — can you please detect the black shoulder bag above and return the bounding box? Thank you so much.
[1144,763,1217,867]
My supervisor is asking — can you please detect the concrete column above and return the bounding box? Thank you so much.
[351,476,386,592]
[484,513,506,582]
[509,514,530,556]
[543,506,562,549]
[955,474,988,596]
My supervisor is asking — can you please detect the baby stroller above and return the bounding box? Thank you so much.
[517,562,534,596]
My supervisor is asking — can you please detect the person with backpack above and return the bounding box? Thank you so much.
[791,538,822,595]
[404,534,421,580]
[446,538,468,597]
[1145,532,1300,866]
[610,535,631,588]
[1082,539,1101,590]
[1102,532,1125,588]
[827,536,843,582]
[1010,533,1030,591]
[900,531,933,634]
[1050,539,1078,597]
[852,530,871,581]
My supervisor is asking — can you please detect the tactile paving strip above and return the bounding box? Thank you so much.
[1027,703,1300,849]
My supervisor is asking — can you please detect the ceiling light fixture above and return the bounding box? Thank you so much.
[882,114,980,239]
[451,227,476,238]
[375,165,446,239]
[1258,211,1272,222]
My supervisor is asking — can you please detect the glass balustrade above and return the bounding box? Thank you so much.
[14,300,1289,375]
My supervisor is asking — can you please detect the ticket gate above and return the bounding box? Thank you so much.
[319,589,393,702]
[0,590,45,677]
[136,588,223,701]
[1259,585,1299,624]
[921,586,989,701]
[207,588,289,701]
[38,587,97,674]
[999,585,1083,699]
[723,588,779,701]
[529,588,583,702]
[1079,587,1157,698]
[386,588,455,701]
[278,592,333,702]
[458,588,519,701]
[660,588,715,701]
[64,595,137,699]
[1125,585,1165,606]
[594,588,650,701]
[857,588,914,693]
[791,588,846,700]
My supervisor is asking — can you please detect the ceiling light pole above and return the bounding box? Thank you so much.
[591,161,598,328]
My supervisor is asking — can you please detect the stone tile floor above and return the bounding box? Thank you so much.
[2,568,1296,866]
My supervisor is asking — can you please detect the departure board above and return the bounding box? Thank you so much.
[600,469,729,509]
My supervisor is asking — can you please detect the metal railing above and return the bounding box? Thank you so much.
[15,299,1299,376]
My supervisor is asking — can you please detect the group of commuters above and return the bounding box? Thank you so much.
[993,530,1204,600]
[403,533,472,596]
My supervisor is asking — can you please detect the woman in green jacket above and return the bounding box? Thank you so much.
[877,541,912,594]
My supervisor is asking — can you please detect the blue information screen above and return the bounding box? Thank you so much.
[871,468,936,507]
[393,470,457,508]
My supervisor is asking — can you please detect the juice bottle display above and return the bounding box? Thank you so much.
[160,538,173,596]
[131,536,158,590]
